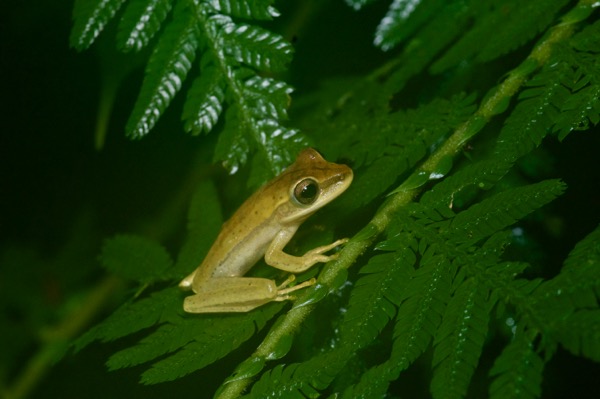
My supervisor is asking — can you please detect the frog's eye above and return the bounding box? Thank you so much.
[293,178,319,205]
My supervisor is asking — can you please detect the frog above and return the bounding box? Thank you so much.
[179,148,353,313]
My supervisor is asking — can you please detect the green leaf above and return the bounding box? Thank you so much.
[222,23,293,72]
[432,0,570,72]
[106,316,198,370]
[447,180,566,245]
[495,62,571,161]
[341,361,395,399]
[116,0,174,52]
[431,278,491,399]
[182,65,226,135]
[530,224,600,331]
[70,0,127,51]
[391,254,453,371]
[374,0,447,51]
[562,224,600,273]
[244,363,318,399]
[553,309,600,362]
[489,333,544,399]
[340,248,414,350]
[420,159,512,210]
[245,350,347,398]
[100,234,173,284]
[140,303,283,384]
[210,0,280,20]
[74,287,180,351]
[126,2,199,138]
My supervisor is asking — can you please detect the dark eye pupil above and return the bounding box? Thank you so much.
[294,179,318,205]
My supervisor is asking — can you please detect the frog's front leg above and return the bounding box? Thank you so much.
[183,275,316,313]
[265,227,348,273]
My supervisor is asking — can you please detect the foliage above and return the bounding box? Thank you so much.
[3,1,600,399]
[70,0,306,184]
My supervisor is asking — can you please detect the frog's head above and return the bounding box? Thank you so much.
[277,148,353,224]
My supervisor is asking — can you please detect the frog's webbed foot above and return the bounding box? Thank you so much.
[275,275,317,300]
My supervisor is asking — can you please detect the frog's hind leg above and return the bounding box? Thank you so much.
[183,276,317,313]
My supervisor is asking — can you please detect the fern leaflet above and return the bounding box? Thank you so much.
[447,180,566,245]
[182,64,226,135]
[139,304,283,383]
[340,248,414,350]
[374,0,447,51]
[554,309,600,362]
[126,2,199,138]
[74,287,180,351]
[116,0,174,52]
[431,277,491,399]
[391,252,453,371]
[244,350,347,398]
[432,0,569,72]
[209,0,280,20]
[222,23,293,72]
[489,332,544,399]
[70,0,127,51]
[341,361,396,399]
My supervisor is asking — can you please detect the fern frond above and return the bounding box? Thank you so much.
[245,121,306,187]
[106,316,198,370]
[245,351,346,398]
[431,277,491,399]
[139,303,282,384]
[243,76,293,120]
[554,309,600,362]
[193,9,307,179]
[339,93,476,210]
[432,0,569,72]
[554,68,600,140]
[374,0,446,51]
[340,248,414,350]
[244,363,319,398]
[100,235,173,284]
[489,333,544,399]
[222,23,293,72]
[126,3,199,138]
[551,24,600,140]
[495,63,571,160]
[497,20,600,148]
[70,0,127,50]
[74,287,180,351]
[391,254,453,371]
[420,159,512,210]
[182,65,226,135]
[209,0,280,20]
[341,361,395,399]
[447,180,566,245]
[563,223,600,272]
[379,1,471,89]
[212,71,307,182]
[529,224,600,339]
[116,0,174,52]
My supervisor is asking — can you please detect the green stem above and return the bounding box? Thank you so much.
[215,1,594,397]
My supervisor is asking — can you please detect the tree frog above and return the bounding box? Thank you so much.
[179,148,353,313]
